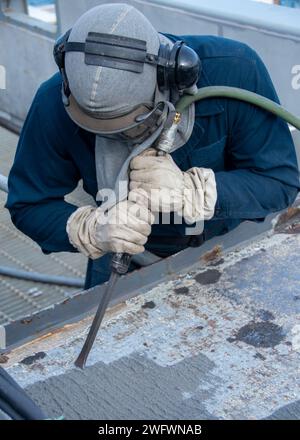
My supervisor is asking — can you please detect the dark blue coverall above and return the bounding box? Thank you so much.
[6,35,300,288]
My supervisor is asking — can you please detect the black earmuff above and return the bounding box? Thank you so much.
[157,40,201,92]
[54,29,201,101]
[53,29,73,103]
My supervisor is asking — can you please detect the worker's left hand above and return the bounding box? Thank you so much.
[129,148,184,213]
[129,148,217,223]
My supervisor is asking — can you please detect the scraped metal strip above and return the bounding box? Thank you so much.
[0,213,277,354]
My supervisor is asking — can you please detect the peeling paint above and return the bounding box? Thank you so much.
[194,269,222,285]
[174,287,190,295]
[201,246,223,264]
[141,301,156,310]
[274,206,300,234]
[256,310,275,322]
[232,322,285,348]
[20,352,47,366]
[0,354,9,364]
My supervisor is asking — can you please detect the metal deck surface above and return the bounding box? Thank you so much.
[0,126,90,325]
[2,218,300,420]
[1,125,300,420]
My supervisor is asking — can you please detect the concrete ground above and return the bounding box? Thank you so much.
[2,213,300,420]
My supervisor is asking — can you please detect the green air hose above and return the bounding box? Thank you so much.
[75,85,300,369]
[176,86,300,131]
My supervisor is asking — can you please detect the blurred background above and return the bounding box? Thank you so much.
[1,0,299,130]
[26,0,300,25]
[23,0,300,27]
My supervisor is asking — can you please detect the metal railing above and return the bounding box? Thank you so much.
[0,172,85,288]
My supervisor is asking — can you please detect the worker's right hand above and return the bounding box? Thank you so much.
[66,198,155,260]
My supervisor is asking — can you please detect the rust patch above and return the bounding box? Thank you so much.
[201,245,223,264]
[0,354,9,364]
[21,318,33,325]
[274,206,300,234]
[287,223,300,234]
[275,206,300,225]
[114,329,134,341]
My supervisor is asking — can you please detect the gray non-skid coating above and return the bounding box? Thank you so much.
[0,366,46,420]
[9,228,300,420]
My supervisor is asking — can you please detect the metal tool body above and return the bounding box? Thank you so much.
[74,253,130,369]
[75,113,181,369]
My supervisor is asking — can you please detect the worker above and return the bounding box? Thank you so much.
[6,4,299,289]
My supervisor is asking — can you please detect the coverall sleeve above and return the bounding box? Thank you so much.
[6,89,81,254]
[214,49,299,220]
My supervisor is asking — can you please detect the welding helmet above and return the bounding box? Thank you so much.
[54,3,201,148]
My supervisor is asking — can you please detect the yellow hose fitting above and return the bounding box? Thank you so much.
[174,112,181,124]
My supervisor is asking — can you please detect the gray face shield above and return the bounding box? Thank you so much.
[64,4,195,208]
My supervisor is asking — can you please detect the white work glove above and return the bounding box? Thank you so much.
[66,198,155,260]
[129,148,217,224]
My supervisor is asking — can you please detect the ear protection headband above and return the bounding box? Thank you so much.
[53,29,201,104]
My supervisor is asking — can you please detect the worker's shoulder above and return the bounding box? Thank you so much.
[187,35,257,61]
[167,34,270,90]
[34,72,64,110]
[33,73,76,131]
[166,33,260,66]
[35,72,61,97]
